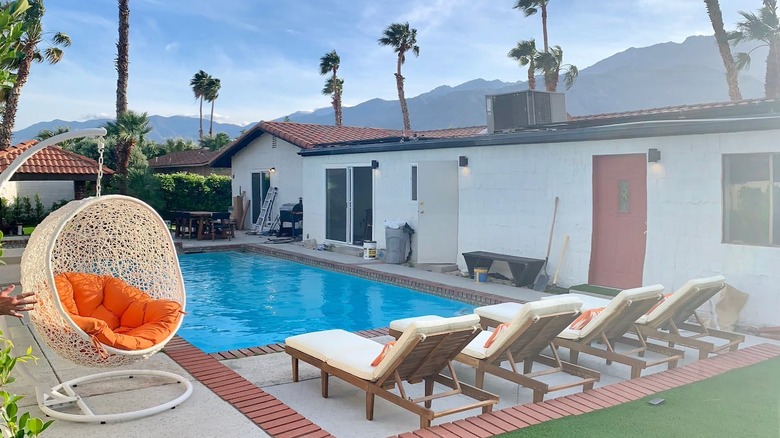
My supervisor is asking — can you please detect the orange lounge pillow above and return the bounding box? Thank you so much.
[54,272,183,351]
[569,308,605,330]
[645,293,673,316]
[483,323,510,348]
[371,341,396,366]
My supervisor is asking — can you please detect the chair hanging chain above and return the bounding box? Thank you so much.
[96,137,105,197]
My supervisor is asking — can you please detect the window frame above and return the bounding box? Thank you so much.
[722,152,778,247]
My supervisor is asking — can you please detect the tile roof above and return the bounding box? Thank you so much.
[0,140,114,176]
[259,121,402,149]
[148,148,223,168]
[414,126,487,139]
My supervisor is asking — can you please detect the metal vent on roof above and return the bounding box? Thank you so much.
[486,91,567,133]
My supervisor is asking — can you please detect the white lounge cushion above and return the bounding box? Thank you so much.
[557,285,664,341]
[462,297,583,359]
[326,343,387,380]
[389,315,444,332]
[636,275,725,325]
[474,302,524,323]
[285,329,378,361]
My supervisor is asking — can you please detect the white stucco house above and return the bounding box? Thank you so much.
[216,97,780,329]
[211,121,481,230]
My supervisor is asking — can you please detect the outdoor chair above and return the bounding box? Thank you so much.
[390,297,601,403]
[284,314,499,429]
[207,212,234,240]
[552,285,685,379]
[174,211,195,239]
[635,275,745,360]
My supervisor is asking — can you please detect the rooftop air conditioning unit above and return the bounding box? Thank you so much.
[486,90,566,133]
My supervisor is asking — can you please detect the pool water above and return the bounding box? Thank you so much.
[177,251,474,353]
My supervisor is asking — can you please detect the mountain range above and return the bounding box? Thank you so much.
[12,35,769,142]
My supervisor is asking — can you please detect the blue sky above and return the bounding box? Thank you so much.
[16,0,761,130]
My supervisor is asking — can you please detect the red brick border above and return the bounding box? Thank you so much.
[391,343,780,437]
[164,336,335,438]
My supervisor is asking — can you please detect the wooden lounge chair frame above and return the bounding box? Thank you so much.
[457,304,600,403]
[553,288,685,379]
[286,323,499,429]
[636,277,744,360]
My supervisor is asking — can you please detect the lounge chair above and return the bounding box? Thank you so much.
[284,314,499,429]
[635,275,745,360]
[552,285,685,378]
[391,297,601,403]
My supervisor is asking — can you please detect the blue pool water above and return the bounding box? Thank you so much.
[177,251,474,353]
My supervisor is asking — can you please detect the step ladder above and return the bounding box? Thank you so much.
[261,214,280,236]
[248,187,277,235]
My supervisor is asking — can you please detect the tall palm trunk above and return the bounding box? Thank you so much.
[540,2,551,91]
[335,92,343,126]
[332,70,343,127]
[209,99,215,137]
[767,37,780,98]
[705,0,742,100]
[540,2,549,53]
[527,60,536,91]
[0,40,34,150]
[395,56,410,133]
[116,0,129,117]
[198,97,203,139]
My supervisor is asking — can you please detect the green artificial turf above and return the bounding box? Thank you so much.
[499,356,780,438]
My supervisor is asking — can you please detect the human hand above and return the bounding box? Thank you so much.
[0,285,36,318]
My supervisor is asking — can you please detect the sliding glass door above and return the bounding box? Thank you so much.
[325,166,373,245]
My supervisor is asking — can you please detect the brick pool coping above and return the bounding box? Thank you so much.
[164,336,780,438]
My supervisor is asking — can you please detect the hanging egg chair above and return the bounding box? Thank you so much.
[0,128,192,422]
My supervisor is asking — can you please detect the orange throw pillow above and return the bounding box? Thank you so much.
[483,323,510,348]
[371,341,396,366]
[568,308,605,330]
[645,293,673,316]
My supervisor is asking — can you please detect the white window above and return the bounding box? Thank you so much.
[723,153,780,246]
[411,165,418,201]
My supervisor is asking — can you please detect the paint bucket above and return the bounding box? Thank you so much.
[363,240,377,260]
[474,268,488,283]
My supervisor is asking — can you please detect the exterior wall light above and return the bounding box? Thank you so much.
[371,160,379,169]
[270,167,276,173]
[459,156,469,167]
[648,148,661,163]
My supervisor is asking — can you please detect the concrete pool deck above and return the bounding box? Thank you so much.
[1,232,778,437]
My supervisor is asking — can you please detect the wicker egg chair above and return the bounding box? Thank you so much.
[0,128,192,422]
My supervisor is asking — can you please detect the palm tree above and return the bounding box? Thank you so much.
[0,1,31,102]
[508,39,539,90]
[513,0,550,53]
[116,0,129,117]
[319,50,343,126]
[104,110,151,194]
[535,45,578,92]
[731,0,780,98]
[204,76,221,137]
[378,22,420,133]
[0,0,71,149]
[190,70,209,139]
[35,126,69,140]
[704,0,742,100]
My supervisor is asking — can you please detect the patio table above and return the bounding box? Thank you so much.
[185,211,214,240]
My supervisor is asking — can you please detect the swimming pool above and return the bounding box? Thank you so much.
[177,251,474,353]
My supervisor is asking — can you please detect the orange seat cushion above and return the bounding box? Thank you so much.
[54,272,183,351]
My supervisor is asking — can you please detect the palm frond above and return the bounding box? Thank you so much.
[52,32,71,47]
[735,51,753,70]
[42,46,62,63]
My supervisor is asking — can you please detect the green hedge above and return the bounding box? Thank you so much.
[130,172,232,218]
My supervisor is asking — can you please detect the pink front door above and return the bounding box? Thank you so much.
[589,154,647,289]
